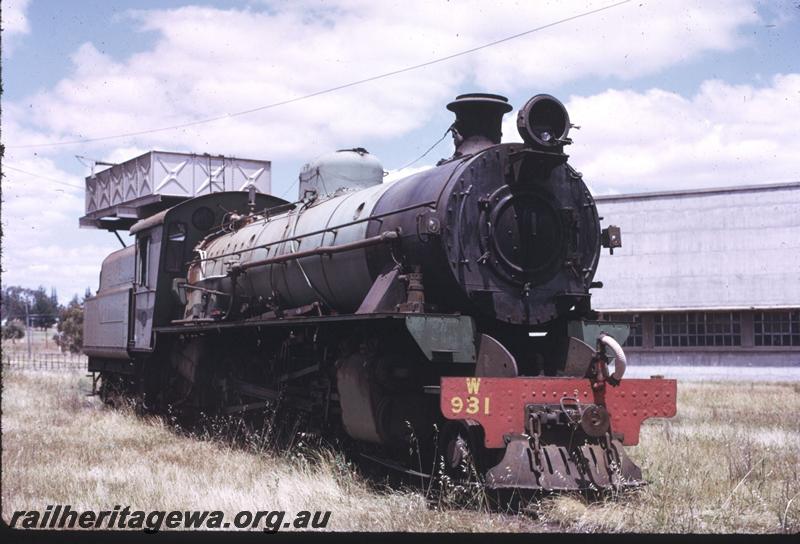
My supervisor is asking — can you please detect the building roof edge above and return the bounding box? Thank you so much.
[595,181,800,203]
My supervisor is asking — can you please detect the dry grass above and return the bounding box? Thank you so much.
[2,370,798,533]
[527,381,800,533]
[0,370,538,532]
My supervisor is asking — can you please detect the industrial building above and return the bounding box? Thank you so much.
[593,181,800,366]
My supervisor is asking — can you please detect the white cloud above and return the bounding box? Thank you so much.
[101,146,150,165]
[560,74,800,191]
[8,0,761,160]
[502,74,800,191]
[466,0,757,90]
[1,0,31,56]
[1,156,123,302]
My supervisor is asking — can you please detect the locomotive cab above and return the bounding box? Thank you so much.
[85,191,286,375]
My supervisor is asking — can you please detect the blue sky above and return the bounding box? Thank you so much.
[2,0,799,302]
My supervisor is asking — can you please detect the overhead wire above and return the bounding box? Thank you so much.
[393,127,452,173]
[8,0,631,150]
[1,162,84,190]
[279,179,299,200]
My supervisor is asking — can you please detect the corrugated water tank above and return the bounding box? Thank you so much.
[80,150,271,230]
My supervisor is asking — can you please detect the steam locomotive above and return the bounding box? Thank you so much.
[83,92,677,492]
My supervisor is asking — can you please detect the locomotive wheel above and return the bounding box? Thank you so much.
[99,372,134,409]
[98,372,118,406]
[439,420,484,483]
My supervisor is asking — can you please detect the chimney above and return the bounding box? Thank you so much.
[446,93,513,158]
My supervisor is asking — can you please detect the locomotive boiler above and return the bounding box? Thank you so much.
[82,92,677,492]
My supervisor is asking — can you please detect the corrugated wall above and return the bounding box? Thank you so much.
[592,182,800,312]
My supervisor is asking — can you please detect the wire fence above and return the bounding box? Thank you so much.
[2,351,88,371]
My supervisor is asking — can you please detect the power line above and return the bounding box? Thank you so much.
[8,0,631,150]
[1,163,84,190]
[394,128,452,172]
[279,179,299,200]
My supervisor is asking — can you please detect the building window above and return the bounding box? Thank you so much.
[654,312,741,347]
[598,313,643,347]
[754,310,800,347]
[626,314,643,347]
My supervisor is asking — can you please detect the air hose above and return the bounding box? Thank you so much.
[599,333,626,385]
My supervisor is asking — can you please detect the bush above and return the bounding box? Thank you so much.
[54,297,83,354]
[2,319,25,343]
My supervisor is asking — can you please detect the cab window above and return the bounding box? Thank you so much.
[137,236,151,287]
[165,222,187,273]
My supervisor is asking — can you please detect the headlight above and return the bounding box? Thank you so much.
[516,94,571,148]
